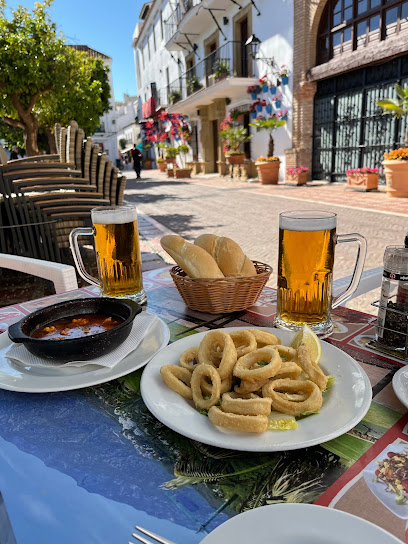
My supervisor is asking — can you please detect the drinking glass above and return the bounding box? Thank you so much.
[69,205,147,304]
[274,210,367,336]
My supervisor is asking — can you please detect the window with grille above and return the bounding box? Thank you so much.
[317,0,408,64]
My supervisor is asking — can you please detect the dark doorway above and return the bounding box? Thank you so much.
[212,120,219,173]
[240,18,249,77]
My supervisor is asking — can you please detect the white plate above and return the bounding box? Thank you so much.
[200,504,402,543]
[0,315,170,393]
[363,443,408,519]
[140,327,372,452]
[393,366,408,409]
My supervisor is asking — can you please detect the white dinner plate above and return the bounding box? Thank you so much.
[0,314,170,393]
[200,504,402,543]
[140,327,372,452]
[392,366,408,409]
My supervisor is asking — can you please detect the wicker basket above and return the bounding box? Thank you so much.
[169,261,272,314]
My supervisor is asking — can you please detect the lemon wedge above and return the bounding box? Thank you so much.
[289,324,322,364]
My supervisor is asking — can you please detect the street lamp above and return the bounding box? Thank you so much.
[245,34,261,60]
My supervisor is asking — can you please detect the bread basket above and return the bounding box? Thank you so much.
[169,261,272,314]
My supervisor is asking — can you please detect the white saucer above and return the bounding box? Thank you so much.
[392,365,408,408]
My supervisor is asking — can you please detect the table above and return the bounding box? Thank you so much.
[0,266,407,544]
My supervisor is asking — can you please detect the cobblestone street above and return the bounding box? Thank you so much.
[124,167,408,315]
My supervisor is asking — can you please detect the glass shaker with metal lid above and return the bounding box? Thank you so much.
[376,245,408,352]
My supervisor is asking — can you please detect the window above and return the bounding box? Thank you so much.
[317,0,408,64]
[160,10,164,40]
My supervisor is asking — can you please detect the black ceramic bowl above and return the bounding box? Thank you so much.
[8,297,142,363]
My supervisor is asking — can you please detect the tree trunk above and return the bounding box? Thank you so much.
[46,127,57,154]
[268,132,274,158]
[405,125,408,147]
[23,114,39,156]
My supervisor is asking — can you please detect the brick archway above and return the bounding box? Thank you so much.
[285,0,328,177]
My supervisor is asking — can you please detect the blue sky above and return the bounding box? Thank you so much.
[6,0,144,101]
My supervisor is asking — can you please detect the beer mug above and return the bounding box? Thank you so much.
[69,205,147,304]
[274,211,367,336]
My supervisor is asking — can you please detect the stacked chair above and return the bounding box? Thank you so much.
[0,121,127,262]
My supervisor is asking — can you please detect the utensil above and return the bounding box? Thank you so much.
[70,205,147,304]
[140,326,372,452]
[274,210,367,336]
[7,297,141,363]
[0,314,169,392]
[199,503,402,543]
[130,525,177,544]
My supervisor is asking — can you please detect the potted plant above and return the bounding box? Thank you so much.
[143,143,153,169]
[168,89,182,104]
[254,99,262,113]
[165,147,179,174]
[255,156,281,184]
[382,149,408,197]
[377,84,408,197]
[346,167,379,191]
[259,74,268,93]
[157,157,167,172]
[273,93,282,109]
[187,75,203,95]
[250,104,257,119]
[220,120,252,165]
[270,82,277,95]
[210,59,230,82]
[174,143,192,178]
[280,65,290,85]
[250,116,287,184]
[286,166,309,185]
[280,109,288,121]
[247,84,260,100]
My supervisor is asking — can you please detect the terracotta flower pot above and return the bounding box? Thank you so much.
[226,154,245,165]
[286,172,308,185]
[346,173,378,191]
[383,161,408,197]
[144,159,153,170]
[256,161,280,184]
[158,162,166,172]
[166,168,175,178]
[174,169,192,179]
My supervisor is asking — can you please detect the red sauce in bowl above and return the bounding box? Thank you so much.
[31,313,124,340]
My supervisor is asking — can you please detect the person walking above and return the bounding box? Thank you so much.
[10,146,19,160]
[131,144,142,179]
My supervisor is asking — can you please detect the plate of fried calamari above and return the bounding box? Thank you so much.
[140,327,372,452]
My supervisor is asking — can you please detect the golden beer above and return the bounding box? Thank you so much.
[277,226,336,327]
[70,205,147,304]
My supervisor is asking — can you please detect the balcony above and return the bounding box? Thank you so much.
[141,97,156,120]
[164,41,257,116]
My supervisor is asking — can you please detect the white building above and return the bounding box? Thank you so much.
[132,0,293,178]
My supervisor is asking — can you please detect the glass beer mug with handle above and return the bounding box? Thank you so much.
[275,211,367,336]
[69,205,147,304]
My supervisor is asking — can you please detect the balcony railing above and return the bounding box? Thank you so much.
[163,41,253,106]
[164,0,202,43]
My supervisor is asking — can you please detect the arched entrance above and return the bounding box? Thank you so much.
[287,0,408,181]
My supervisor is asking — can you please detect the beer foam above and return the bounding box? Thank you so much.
[280,212,336,231]
[92,206,137,225]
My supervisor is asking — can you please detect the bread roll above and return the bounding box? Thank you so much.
[160,234,224,278]
[194,234,257,277]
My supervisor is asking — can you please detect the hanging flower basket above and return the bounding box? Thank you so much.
[281,76,289,85]
[266,104,272,115]
[270,85,276,95]
[346,168,379,191]
[275,100,281,109]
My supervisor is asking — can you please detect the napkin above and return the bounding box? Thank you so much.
[5,312,158,368]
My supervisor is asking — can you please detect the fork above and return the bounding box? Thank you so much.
[129,525,177,544]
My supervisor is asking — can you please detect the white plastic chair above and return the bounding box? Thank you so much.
[332,266,383,306]
[0,253,78,294]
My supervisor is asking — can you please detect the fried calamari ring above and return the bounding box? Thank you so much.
[191,364,221,410]
[198,330,237,379]
[234,377,269,394]
[221,392,272,416]
[296,343,328,390]
[273,361,303,380]
[271,345,297,362]
[262,378,322,416]
[179,346,200,371]
[208,406,268,433]
[160,365,193,399]
[201,374,232,395]
[233,347,281,382]
[229,330,257,358]
[246,329,281,348]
